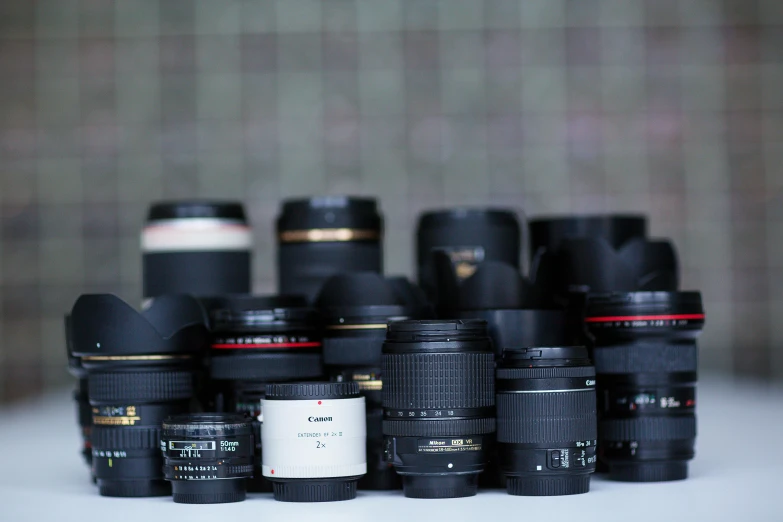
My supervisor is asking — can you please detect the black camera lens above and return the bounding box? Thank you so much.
[65,315,93,473]
[529,215,647,254]
[586,292,704,482]
[277,196,383,303]
[225,381,270,493]
[417,208,521,301]
[382,320,495,499]
[142,201,252,301]
[262,382,367,502]
[161,413,254,504]
[317,273,430,490]
[496,347,597,496]
[71,294,207,497]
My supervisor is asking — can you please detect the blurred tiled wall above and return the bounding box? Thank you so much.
[0,0,781,402]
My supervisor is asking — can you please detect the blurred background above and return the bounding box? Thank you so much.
[0,0,780,403]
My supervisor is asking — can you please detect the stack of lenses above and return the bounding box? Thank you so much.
[71,294,208,497]
[316,273,430,490]
[586,292,705,482]
[208,295,324,491]
[383,320,495,498]
[142,201,253,302]
[496,347,597,495]
[417,208,521,304]
[277,196,384,303]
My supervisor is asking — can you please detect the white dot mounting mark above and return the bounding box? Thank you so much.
[96,343,101,348]
[447,463,453,469]
[536,465,542,471]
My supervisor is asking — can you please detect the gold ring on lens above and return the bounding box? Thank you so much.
[279,228,380,243]
[356,380,383,391]
[81,355,192,361]
[325,323,388,330]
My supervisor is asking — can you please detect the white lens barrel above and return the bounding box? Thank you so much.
[141,218,252,253]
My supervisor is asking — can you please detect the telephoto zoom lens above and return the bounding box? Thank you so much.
[71,294,207,497]
[383,320,495,499]
[262,382,367,502]
[586,292,705,482]
[417,208,521,302]
[316,273,430,490]
[277,196,383,303]
[161,414,254,504]
[142,201,252,302]
[496,347,597,496]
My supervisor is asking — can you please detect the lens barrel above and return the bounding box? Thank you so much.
[161,413,254,504]
[586,292,704,482]
[417,209,521,301]
[277,196,383,303]
[529,215,647,254]
[382,320,495,499]
[262,382,367,502]
[142,201,252,300]
[496,347,597,496]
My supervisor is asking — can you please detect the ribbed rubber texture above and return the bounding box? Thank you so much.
[91,426,160,450]
[98,480,170,498]
[272,480,358,502]
[506,475,591,496]
[497,391,597,443]
[266,382,360,399]
[593,342,697,374]
[224,464,255,475]
[173,491,246,504]
[383,417,496,437]
[211,353,323,381]
[383,353,494,409]
[608,462,688,482]
[88,371,193,402]
[600,416,696,441]
[496,366,595,379]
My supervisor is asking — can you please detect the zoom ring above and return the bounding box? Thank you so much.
[593,343,697,374]
[383,417,496,437]
[497,391,597,443]
[496,366,595,380]
[383,353,494,409]
[88,371,193,402]
[600,416,697,441]
[91,426,161,450]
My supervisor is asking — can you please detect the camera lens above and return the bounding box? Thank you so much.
[65,315,93,473]
[585,292,704,482]
[496,347,597,496]
[417,209,521,301]
[277,196,383,303]
[529,215,647,255]
[71,294,207,497]
[224,381,270,493]
[142,201,252,301]
[382,319,495,499]
[317,273,430,490]
[161,413,254,504]
[262,382,367,502]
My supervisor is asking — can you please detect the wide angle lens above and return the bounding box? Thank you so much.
[496,347,597,496]
[262,382,367,502]
[277,196,383,303]
[142,201,252,301]
[586,292,704,482]
[71,294,207,497]
[65,315,93,474]
[382,320,495,499]
[161,413,254,504]
[417,208,521,301]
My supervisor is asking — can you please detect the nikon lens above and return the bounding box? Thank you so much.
[383,320,495,498]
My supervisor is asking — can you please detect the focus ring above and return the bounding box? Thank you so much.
[496,391,597,443]
[88,371,193,402]
[383,353,494,409]
[91,426,161,450]
[383,417,496,437]
[496,366,595,379]
[593,343,697,374]
[600,416,696,441]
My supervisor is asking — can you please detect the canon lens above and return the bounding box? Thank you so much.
[70,294,207,497]
[586,292,704,482]
[262,382,367,502]
[142,201,252,301]
[382,320,495,498]
[277,196,383,303]
[496,347,597,496]
[161,413,254,504]
[417,208,521,302]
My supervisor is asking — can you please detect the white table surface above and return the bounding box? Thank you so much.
[0,374,781,522]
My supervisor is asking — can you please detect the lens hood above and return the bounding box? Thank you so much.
[530,214,647,254]
[316,273,431,320]
[71,294,208,359]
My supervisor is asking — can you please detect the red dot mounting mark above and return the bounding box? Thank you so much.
[318,401,322,405]
[270,470,274,475]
